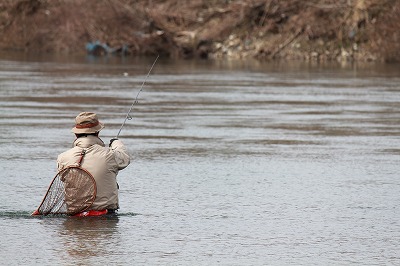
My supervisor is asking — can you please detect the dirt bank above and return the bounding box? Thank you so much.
[0,0,399,62]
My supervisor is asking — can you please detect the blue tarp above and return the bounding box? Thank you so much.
[86,41,128,55]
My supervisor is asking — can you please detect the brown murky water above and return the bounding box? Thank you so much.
[0,53,399,265]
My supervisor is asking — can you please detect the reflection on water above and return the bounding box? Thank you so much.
[0,54,399,265]
[59,216,120,263]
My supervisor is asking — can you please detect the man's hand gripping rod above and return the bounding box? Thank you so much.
[116,55,159,138]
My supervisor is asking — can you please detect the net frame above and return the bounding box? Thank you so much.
[34,166,97,216]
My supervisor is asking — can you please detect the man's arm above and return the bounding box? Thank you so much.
[110,139,130,170]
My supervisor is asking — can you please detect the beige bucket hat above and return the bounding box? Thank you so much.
[72,112,105,134]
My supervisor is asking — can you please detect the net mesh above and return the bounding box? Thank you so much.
[36,166,96,215]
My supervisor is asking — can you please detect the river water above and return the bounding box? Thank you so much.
[0,53,399,265]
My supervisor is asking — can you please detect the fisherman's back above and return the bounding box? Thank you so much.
[58,135,130,211]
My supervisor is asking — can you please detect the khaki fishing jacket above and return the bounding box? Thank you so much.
[57,135,130,211]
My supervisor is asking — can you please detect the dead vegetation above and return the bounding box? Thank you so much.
[0,0,399,62]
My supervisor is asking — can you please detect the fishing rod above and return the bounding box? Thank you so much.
[116,54,159,138]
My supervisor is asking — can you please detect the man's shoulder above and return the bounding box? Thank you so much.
[58,146,80,159]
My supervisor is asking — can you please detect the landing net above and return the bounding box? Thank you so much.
[35,166,96,215]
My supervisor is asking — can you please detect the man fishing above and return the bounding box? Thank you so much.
[33,112,130,216]
[32,112,130,216]
[33,56,157,217]
[57,112,130,216]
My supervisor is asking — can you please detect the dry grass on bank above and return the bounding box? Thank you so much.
[0,0,399,62]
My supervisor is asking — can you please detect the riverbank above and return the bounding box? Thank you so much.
[0,0,399,62]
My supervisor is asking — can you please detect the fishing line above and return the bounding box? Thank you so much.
[116,54,159,138]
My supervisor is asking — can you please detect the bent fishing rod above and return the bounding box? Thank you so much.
[116,54,159,138]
